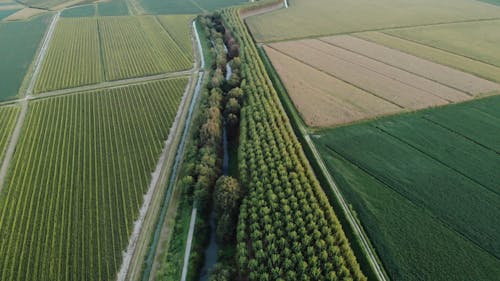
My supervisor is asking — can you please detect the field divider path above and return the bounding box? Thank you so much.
[304,133,390,281]
[0,11,60,193]
[180,207,197,281]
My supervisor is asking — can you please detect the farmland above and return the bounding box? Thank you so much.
[0,78,188,281]
[157,14,195,61]
[61,4,96,17]
[264,37,499,127]
[0,106,19,162]
[246,0,500,42]
[34,16,192,93]
[385,20,500,68]
[0,14,50,101]
[313,95,500,281]
[140,0,246,14]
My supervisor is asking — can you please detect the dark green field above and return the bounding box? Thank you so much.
[0,9,19,20]
[0,14,50,101]
[61,4,96,17]
[140,0,247,14]
[314,96,500,281]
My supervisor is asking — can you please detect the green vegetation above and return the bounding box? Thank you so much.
[0,105,19,162]
[35,18,102,93]
[355,31,500,83]
[157,14,195,61]
[100,16,191,80]
[17,0,64,9]
[0,78,188,281]
[34,16,192,93]
[0,9,19,19]
[314,96,500,281]
[61,4,96,17]
[0,14,50,100]
[139,0,246,15]
[386,20,500,68]
[246,0,500,42]
[222,8,366,280]
[97,0,129,16]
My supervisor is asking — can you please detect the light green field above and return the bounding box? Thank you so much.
[355,31,500,83]
[157,15,195,61]
[246,0,500,42]
[0,78,188,281]
[385,19,500,68]
[0,105,19,162]
[34,16,193,93]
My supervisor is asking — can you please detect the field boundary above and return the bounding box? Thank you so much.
[257,44,389,281]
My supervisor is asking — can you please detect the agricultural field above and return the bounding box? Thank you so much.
[246,0,500,42]
[264,37,499,127]
[385,20,500,68]
[61,4,96,17]
[96,0,129,16]
[34,18,103,93]
[0,8,19,20]
[313,95,500,281]
[34,15,192,93]
[140,0,246,14]
[0,77,188,281]
[0,14,50,101]
[157,14,194,61]
[0,105,19,162]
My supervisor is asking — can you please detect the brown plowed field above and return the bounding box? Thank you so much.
[321,35,500,95]
[264,46,401,127]
[270,40,450,110]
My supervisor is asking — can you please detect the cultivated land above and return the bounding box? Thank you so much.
[246,0,500,42]
[386,19,500,68]
[3,7,46,20]
[34,15,192,93]
[61,4,96,17]
[264,45,400,127]
[0,106,19,162]
[0,78,188,281]
[313,96,500,281]
[265,37,499,126]
[157,14,195,61]
[355,31,500,83]
[139,0,246,14]
[0,14,50,101]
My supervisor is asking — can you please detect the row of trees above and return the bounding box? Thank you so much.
[220,8,367,281]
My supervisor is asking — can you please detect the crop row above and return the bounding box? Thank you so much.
[0,105,20,162]
[34,18,103,94]
[221,9,366,281]
[157,15,195,61]
[0,78,188,281]
[34,16,193,94]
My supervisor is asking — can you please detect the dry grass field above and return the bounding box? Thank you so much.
[265,37,500,127]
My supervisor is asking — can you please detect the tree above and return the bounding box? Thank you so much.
[213,176,242,242]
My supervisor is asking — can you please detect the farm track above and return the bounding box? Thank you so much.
[0,11,59,193]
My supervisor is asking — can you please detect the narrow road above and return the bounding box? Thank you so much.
[180,208,197,281]
[0,11,60,192]
[304,134,389,281]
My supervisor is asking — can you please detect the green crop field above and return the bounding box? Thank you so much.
[61,4,96,17]
[140,0,246,14]
[355,31,500,83]
[157,15,194,61]
[313,96,500,281]
[246,0,500,42]
[97,0,129,16]
[0,9,19,19]
[385,20,500,69]
[0,105,19,162]
[34,16,192,93]
[0,78,188,281]
[18,0,65,9]
[34,18,103,93]
[0,14,50,101]
[100,16,191,81]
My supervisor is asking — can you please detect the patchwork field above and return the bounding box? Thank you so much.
[0,8,19,20]
[265,36,499,127]
[0,105,19,162]
[61,4,96,17]
[34,15,192,93]
[0,78,188,281]
[0,14,50,101]
[246,0,500,42]
[313,96,500,281]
